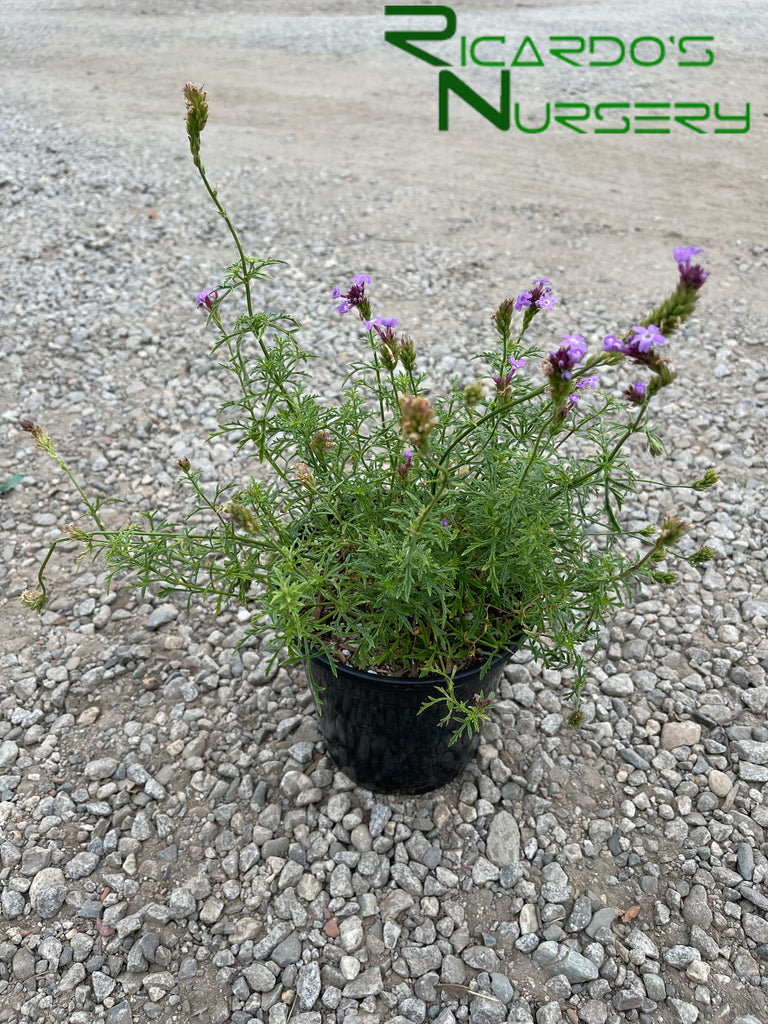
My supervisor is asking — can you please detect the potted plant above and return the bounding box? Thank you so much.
[20,84,717,794]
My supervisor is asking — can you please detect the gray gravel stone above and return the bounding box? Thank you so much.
[663,945,702,969]
[485,810,521,866]
[565,894,593,932]
[531,941,599,983]
[145,604,178,629]
[296,961,321,1010]
[65,851,99,878]
[243,963,278,992]
[682,885,713,929]
[342,966,383,998]
[643,973,666,1001]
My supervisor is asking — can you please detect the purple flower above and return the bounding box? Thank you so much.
[515,277,556,312]
[673,246,703,264]
[441,517,450,527]
[363,316,400,345]
[630,324,666,353]
[673,245,708,289]
[576,374,600,390]
[332,273,371,314]
[623,380,647,405]
[546,334,588,379]
[603,325,666,366]
[492,355,527,390]
[195,289,218,310]
[397,448,413,477]
[559,393,579,418]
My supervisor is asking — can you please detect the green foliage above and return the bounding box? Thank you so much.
[22,89,717,736]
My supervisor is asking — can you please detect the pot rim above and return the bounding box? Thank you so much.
[309,647,517,688]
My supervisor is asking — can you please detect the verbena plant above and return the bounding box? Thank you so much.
[21,84,717,734]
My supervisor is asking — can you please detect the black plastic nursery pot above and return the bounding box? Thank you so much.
[307,651,516,795]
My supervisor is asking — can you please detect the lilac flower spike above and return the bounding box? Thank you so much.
[332,274,371,314]
[195,289,218,310]
[673,245,708,289]
[546,334,588,379]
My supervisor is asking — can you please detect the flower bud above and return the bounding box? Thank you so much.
[692,468,719,491]
[647,434,665,457]
[295,463,315,490]
[380,342,398,371]
[463,381,484,408]
[689,546,715,565]
[309,430,332,458]
[399,394,438,451]
[222,503,258,531]
[492,299,515,338]
[183,83,209,157]
[398,335,416,372]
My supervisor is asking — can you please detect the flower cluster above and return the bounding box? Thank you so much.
[603,324,666,367]
[332,274,371,317]
[516,278,556,312]
[544,334,588,380]
[674,246,708,290]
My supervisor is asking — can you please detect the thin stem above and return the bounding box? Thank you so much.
[192,153,254,320]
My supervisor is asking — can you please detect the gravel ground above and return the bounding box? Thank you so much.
[2,3,768,1024]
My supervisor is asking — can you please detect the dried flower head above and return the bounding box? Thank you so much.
[20,589,48,613]
[295,463,315,489]
[658,516,691,547]
[399,394,438,451]
[222,503,258,532]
